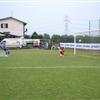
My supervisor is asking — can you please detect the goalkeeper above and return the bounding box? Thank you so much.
[0,41,10,56]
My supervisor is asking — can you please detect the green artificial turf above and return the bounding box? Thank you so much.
[0,49,100,100]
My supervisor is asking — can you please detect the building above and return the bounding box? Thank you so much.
[0,17,27,38]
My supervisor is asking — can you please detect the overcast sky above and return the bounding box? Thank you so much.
[0,0,100,36]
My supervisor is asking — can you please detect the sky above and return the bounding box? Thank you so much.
[0,0,100,36]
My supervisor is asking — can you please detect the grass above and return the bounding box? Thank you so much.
[0,49,100,100]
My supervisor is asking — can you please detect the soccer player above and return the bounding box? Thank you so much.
[0,41,10,56]
[59,47,64,56]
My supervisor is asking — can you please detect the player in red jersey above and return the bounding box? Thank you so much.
[59,48,64,56]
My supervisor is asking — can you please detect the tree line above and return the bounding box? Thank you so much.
[25,32,100,43]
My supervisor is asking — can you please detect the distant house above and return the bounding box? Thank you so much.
[0,17,27,38]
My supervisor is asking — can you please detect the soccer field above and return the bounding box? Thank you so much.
[0,49,100,100]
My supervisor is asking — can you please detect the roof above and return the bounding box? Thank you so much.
[0,33,5,36]
[0,17,27,25]
[0,32,20,37]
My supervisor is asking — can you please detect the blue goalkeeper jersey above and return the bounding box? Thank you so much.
[1,42,7,49]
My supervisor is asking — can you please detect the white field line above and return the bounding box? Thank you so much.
[0,66,100,69]
[0,53,99,58]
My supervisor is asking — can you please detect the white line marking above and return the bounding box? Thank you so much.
[0,66,99,69]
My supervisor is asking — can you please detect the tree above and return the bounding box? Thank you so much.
[38,34,43,39]
[31,32,39,39]
[60,35,68,42]
[81,35,91,43]
[51,34,61,43]
[24,34,31,39]
[43,33,50,39]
